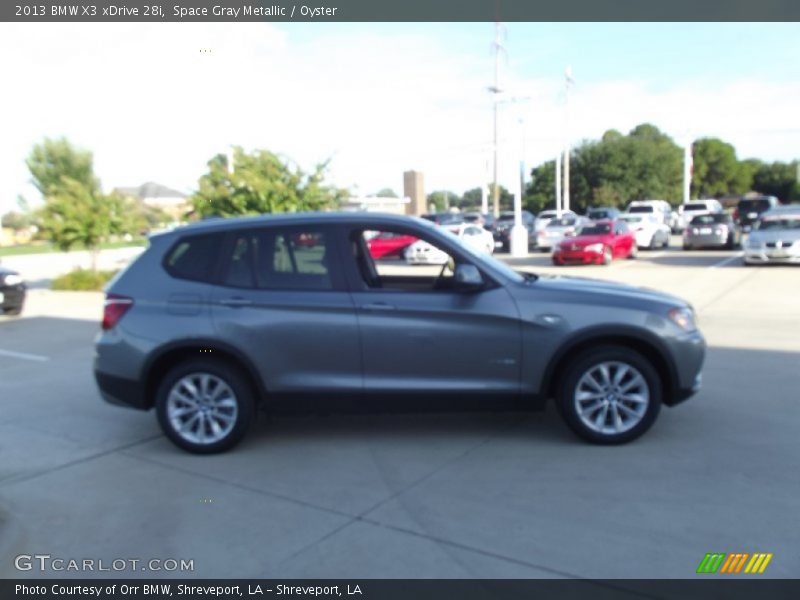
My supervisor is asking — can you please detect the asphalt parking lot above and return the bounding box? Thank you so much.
[1,239,798,579]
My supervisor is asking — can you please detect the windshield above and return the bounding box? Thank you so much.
[756,216,800,231]
[684,203,710,211]
[628,206,654,213]
[738,199,771,212]
[619,215,642,223]
[578,224,611,235]
[588,210,613,219]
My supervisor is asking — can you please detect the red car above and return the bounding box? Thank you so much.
[367,231,418,259]
[552,219,637,266]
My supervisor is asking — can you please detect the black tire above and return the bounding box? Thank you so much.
[649,235,657,250]
[725,234,734,250]
[556,345,662,444]
[155,358,256,454]
[682,242,691,250]
[4,305,23,316]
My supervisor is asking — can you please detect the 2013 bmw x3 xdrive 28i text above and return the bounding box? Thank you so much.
[94,213,705,453]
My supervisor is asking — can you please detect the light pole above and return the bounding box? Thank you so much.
[563,66,574,214]
[509,113,528,257]
[489,22,506,218]
[683,135,693,205]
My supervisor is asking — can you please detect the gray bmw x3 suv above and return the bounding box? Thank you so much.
[94,213,705,453]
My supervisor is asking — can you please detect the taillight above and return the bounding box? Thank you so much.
[102,294,133,330]
[733,208,739,221]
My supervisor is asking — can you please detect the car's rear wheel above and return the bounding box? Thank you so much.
[155,359,255,454]
[556,346,662,444]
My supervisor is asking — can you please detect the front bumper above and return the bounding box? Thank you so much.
[552,249,603,265]
[744,246,800,264]
[664,329,706,406]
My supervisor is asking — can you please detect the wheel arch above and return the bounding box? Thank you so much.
[542,326,678,404]
[142,339,266,410]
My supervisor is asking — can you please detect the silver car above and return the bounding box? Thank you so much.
[682,213,741,250]
[94,213,705,453]
[536,216,589,251]
[744,205,800,265]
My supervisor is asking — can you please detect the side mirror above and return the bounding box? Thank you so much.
[454,263,484,289]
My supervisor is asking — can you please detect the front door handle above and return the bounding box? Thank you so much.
[219,297,253,308]
[360,302,396,311]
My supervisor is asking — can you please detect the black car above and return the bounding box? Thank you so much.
[421,212,465,227]
[735,196,779,232]
[0,265,26,316]
[587,207,621,221]
[493,210,535,251]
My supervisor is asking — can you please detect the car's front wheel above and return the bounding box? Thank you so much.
[155,359,256,453]
[556,346,662,444]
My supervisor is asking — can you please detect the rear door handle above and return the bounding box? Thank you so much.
[360,302,396,311]
[219,297,253,308]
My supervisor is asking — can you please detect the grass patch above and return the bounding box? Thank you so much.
[51,269,118,291]
[0,238,147,257]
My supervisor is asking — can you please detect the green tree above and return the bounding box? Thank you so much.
[1,211,32,231]
[460,187,485,211]
[37,180,127,270]
[375,188,398,198]
[691,138,751,198]
[191,147,348,218]
[27,138,127,270]
[752,161,800,202]
[527,124,683,213]
[26,137,97,195]
[426,190,460,212]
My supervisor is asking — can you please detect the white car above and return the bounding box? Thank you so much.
[626,200,674,228]
[405,224,494,265]
[618,214,671,249]
[676,200,723,232]
[534,209,577,233]
[744,206,800,265]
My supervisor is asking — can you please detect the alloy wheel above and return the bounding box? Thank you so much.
[573,361,650,435]
[166,373,239,445]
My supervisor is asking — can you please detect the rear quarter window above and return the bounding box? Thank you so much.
[164,233,224,282]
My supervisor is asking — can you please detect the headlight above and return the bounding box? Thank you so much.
[2,273,23,286]
[585,243,604,253]
[668,307,697,332]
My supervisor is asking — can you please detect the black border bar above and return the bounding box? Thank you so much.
[3,0,800,22]
[3,580,800,600]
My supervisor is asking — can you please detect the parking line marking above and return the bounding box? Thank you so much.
[709,252,744,269]
[0,348,50,362]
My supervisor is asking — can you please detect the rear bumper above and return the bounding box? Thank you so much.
[94,369,149,410]
[0,286,26,313]
[685,233,728,247]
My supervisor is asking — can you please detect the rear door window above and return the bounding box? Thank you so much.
[164,233,225,282]
[220,228,340,291]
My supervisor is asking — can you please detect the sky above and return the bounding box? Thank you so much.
[1,22,799,214]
